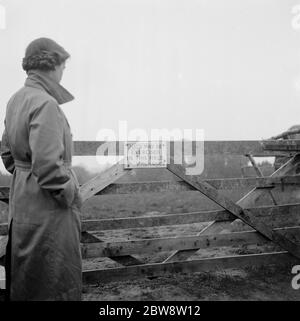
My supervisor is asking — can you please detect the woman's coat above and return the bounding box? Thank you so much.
[0,70,82,301]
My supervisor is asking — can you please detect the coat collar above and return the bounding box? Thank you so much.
[24,70,74,105]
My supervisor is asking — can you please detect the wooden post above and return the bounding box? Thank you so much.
[80,161,129,201]
[246,154,277,205]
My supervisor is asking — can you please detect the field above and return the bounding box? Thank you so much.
[79,184,300,301]
[83,265,300,301]
[1,168,300,300]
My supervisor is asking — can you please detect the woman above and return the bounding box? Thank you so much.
[0,38,82,300]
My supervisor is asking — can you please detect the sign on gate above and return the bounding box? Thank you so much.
[124,141,167,169]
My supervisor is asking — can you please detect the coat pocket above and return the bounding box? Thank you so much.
[69,168,80,189]
[51,178,76,209]
[69,169,83,209]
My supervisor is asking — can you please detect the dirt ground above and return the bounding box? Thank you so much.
[1,186,300,301]
[79,187,300,301]
[82,265,300,301]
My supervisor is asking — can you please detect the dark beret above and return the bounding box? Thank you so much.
[22,38,70,72]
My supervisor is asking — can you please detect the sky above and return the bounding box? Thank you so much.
[0,0,300,170]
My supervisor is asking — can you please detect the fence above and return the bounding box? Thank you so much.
[1,140,300,285]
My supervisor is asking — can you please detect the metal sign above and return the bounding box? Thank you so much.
[124,141,167,169]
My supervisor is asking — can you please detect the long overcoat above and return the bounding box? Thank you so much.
[0,70,82,301]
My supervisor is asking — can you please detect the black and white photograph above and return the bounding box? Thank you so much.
[0,0,300,310]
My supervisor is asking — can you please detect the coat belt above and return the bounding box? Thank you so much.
[14,160,72,171]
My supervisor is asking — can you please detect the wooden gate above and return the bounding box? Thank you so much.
[1,139,300,285]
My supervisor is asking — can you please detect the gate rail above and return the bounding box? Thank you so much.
[1,140,300,284]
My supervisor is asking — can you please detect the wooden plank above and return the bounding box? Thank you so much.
[81,226,300,259]
[80,233,144,266]
[202,154,300,260]
[162,221,221,263]
[83,202,300,264]
[262,140,300,152]
[80,161,129,201]
[81,231,103,243]
[0,187,9,203]
[98,180,195,195]
[82,203,300,232]
[163,220,234,263]
[79,162,141,266]
[1,175,300,203]
[0,140,294,160]
[161,183,298,263]
[246,154,263,177]
[1,202,300,236]
[164,146,292,262]
[71,141,296,157]
[246,154,277,205]
[221,154,300,236]
[216,154,300,237]
[167,160,300,259]
[235,156,300,209]
[82,251,297,284]
[73,141,123,156]
[107,256,143,266]
[85,207,298,232]
[96,176,300,195]
[81,210,232,232]
[164,139,288,264]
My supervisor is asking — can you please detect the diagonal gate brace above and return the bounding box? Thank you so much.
[79,160,144,266]
[167,160,300,260]
[164,154,300,263]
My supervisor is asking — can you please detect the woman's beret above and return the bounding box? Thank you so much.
[22,38,70,72]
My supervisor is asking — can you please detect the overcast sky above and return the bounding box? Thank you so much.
[0,0,300,169]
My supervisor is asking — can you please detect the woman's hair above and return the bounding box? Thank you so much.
[22,38,70,72]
